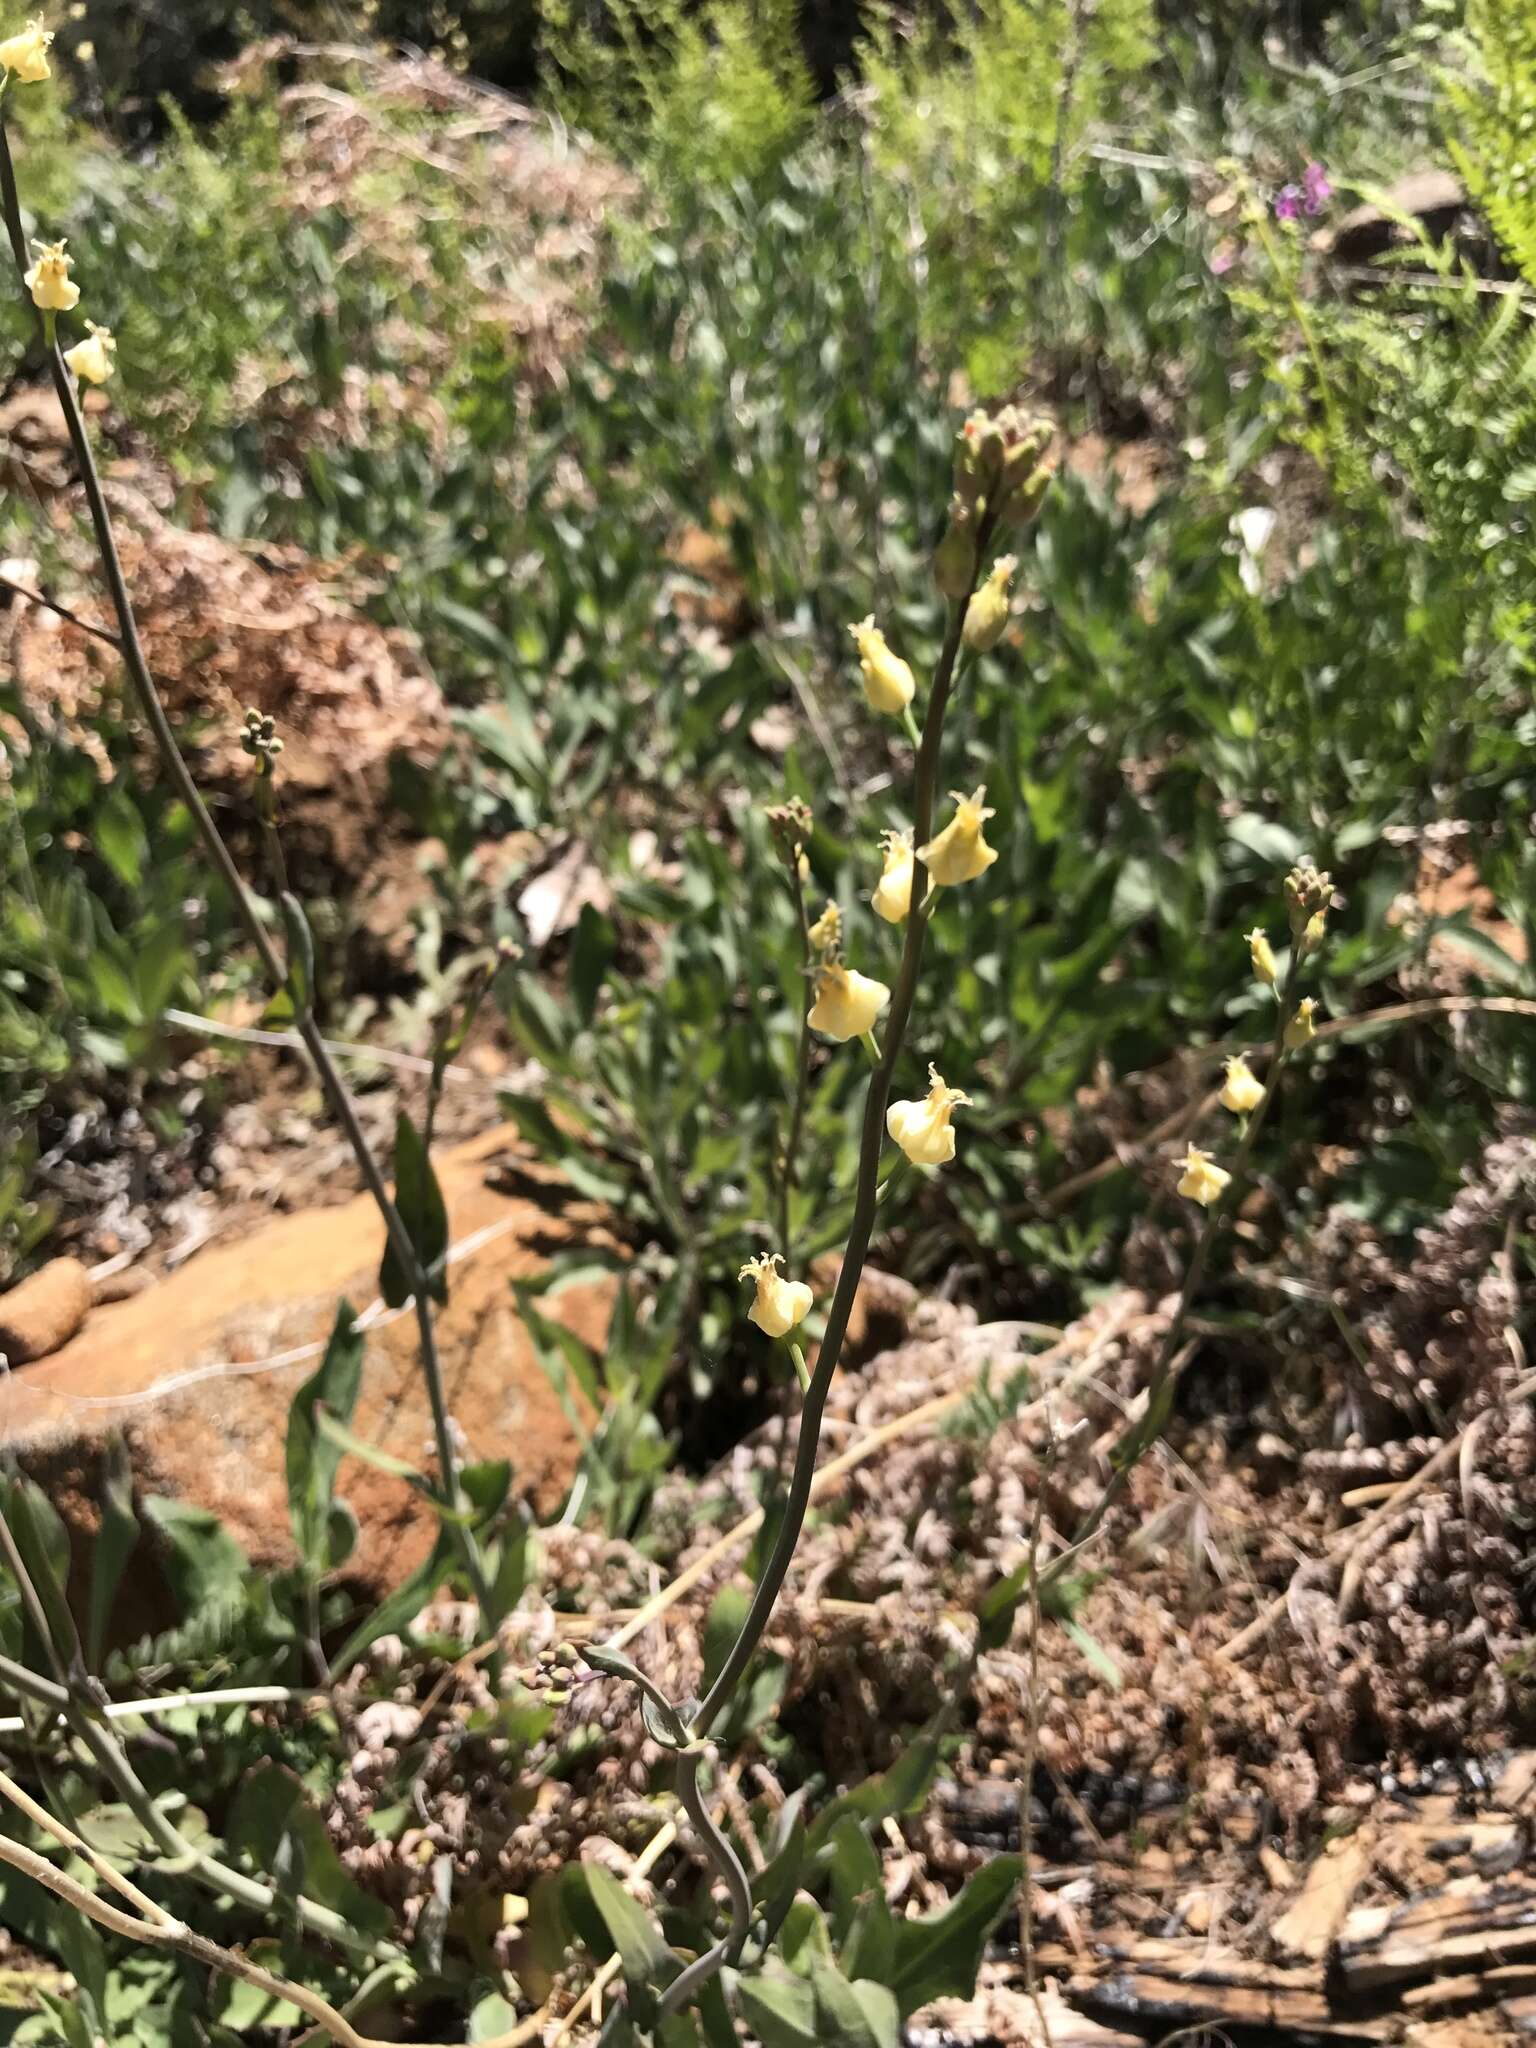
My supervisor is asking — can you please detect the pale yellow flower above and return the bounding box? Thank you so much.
[871,829,913,924]
[738,1253,812,1339]
[1245,927,1277,987]
[24,238,78,312]
[886,1064,973,1167]
[961,553,1018,653]
[0,17,53,81]
[1284,997,1319,1050]
[1219,1053,1265,1116]
[807,960,889,1042]
[849,615,915,717]
[62,319,114,386]
[1177,1145,1231,1207]
[806,900,842,955]
[1302,909,1327,953]
[918,786,998,887]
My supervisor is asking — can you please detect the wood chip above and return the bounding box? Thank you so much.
[1272,1826,1375,1960]
[1260,1844,1296,1891]
[1339,1874,1536,1991]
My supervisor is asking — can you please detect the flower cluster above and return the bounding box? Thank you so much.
[1175,872,1330,1211]
[5,48,119,391]
[239,707,284,770]
[1275,162,1332,222]
[935,405,1055,594]
[737,420,1058,1340]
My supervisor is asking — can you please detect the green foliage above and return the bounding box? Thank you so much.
[1446,0,1536,285]
[859,0,1157,382]
[543,0,814,183]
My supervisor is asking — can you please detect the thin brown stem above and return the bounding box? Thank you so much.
[0,1831,378,2048]
[0,1512,397,1962]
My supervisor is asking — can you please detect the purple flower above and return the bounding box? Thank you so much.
[1274,184,1302,222]
[1302,162,1333,215]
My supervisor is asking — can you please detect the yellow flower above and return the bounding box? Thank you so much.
[918,786,998,887]
[24,238,78,312]
[1245,926,1277,987]
[871,829,913,924]
[738,1253,812,1339]
[1302,909,1327,953]
[62,320,114,386]
[1176,1145,1231,1208]
[961,553,1018,653]
[849,615,915,717]
[0,17,53,81]
[807,961,889,1042]
[887,1064,973,1167]
[1219,1053,1265,1115]
[806,899,842,955]
[1284,997,1319,1050]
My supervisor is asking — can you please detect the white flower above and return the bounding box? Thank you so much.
[886,1065,972,1168]
[1231,506,1275,597]
[739,1254,812,1339]
[62,320,115,386]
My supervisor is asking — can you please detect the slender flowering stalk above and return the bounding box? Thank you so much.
[767,802,816,1263]
[691,557,987,1739]
[0,113,497,1626]
[1040,864,1330,1591]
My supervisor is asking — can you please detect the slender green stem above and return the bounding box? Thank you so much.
[656,1751,754,2021]
[777,860,815,1266]
[901,704,923,752]
[692,574,980,1741]
[860,1030,882,1065]
[0,1516,397,1962]
[1039,969,1299,1590]
[0,1651,69,1714]
[786,1341,810,1395]
[0,115,494,1628]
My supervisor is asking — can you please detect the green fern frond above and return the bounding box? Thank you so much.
[1445,0,1536,287]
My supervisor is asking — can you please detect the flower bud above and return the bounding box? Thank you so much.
[807,961,889,1042]
[1176,1145,1231,1207]
[738,1253,812,1339]
[1283,858,1332,938]
[918,787,998,887]
[871,829,913,924]
[1245,927,1278,987]
[807,900,842,955]
[1219,1054,1265,1116]
[886,1064,972,1167]
[765,798,813,871]
[962,554,1017,653]
[934,500,978,598]
[848,616,915,717]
